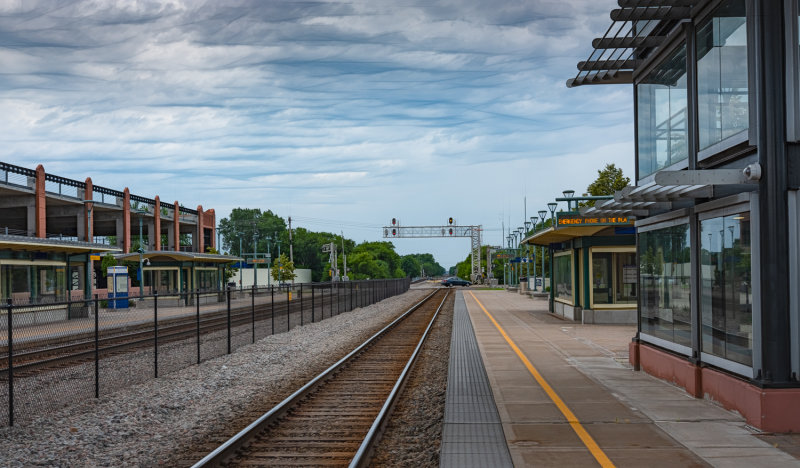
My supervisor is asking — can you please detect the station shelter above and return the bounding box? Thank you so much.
[566,0,800,431]
[0,234,120,324]
[525,213,636,324]
[113,251,240,305]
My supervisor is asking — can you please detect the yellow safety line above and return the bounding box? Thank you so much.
[467,291,615,468]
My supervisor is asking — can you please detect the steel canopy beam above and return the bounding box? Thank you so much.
[591,35,665,49]
[610,6,692,21]
[654,169,758,186]
[578,59,641,71]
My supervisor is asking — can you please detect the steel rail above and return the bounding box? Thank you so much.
[350,288,449,467]
[191,288,441,468]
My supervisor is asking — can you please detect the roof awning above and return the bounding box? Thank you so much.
[0,234,121,254]
[580,172,758,219]
[114,251,241,264]
[522,226,612,246]
[567,1,697,88]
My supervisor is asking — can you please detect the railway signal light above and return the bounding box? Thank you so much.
[392,218,397,225]
[448,217,454,225]
[391,228,397,236]
[449,228,453,235]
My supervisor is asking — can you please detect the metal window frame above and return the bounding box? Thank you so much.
[789,190,800,379]
[635,208,690,232]
[640,332,693,357]
[694,192,758,379]
[694,0,753,159]
[553,250,575,306]
[786,0,800,142]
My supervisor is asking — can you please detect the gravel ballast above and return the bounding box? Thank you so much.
[0,289,430,467]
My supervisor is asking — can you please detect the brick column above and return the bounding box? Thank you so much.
[35,164,46,238]
[84,177,93,242]
[173,201,180,252]
[197,205,204,253]
[154,196,161,251]
[207,208,216,250]
[123,188,131,253]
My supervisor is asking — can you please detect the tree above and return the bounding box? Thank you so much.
[271,253,296,284]
[218,208,287,257]
[583,163,630,207]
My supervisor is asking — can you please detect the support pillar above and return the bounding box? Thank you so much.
[34,164,46,238]
[173,201,180,252]
[154,196,161,251]
[196,205,204,253]
[84,177,93,242]
[123,188,131,253]
[755,0,792,384]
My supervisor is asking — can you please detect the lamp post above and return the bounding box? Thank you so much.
[539,209,549,293]
[562,189,575,211]
[524,221,531,285]
[530,216,538,290]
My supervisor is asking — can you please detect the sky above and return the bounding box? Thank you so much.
[0,0,634,270]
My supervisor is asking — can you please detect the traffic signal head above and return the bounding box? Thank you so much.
[448,228,453,235]
[448,217,454,225]
[391,218,397,225]
[391,228,397,236]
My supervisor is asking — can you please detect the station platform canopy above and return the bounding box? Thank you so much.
[0,234,120,254]
[567,0,697,88]
[522,213,635,246]
[113,251,241,264]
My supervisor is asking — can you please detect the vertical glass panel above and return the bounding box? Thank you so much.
[615,252,638,304]
[697,0,748,151]
[639,225,692,346]
[592,252,613,305]
[554,252,573,303]
[637,43,688,179]
[701,213,752,366]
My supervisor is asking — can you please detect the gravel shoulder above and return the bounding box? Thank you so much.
[0,289,430,467]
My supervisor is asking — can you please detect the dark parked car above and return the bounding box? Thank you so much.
[441,277,471,287]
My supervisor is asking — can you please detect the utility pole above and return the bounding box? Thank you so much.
[252,220,258,288]
[341,231,348,281]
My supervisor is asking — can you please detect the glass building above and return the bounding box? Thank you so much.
[569,0,800,432]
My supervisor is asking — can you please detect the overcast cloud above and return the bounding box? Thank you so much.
[0,0,633,268]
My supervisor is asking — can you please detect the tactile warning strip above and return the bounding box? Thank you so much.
[440,291,513,468]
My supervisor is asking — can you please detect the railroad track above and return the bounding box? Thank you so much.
[0,289,348,377]
[192,288,449,467]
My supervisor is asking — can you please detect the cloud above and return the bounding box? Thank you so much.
[0,0,632,267]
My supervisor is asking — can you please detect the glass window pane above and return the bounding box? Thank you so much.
[639,225,692,346]
[701,213,752,366]
[592,252,612,305]
[637,43,688,179]
[554,253,573,302]
[615,252,638,304]
[697,0,748,151]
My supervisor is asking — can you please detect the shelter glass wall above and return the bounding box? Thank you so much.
[197,268,218,291]
[554,251,573,303]
[700,212,752,366]
[637,43,688,179]
[639,225,692,347]
[696,0,748,151]
[1,263,67,304]
[590,250,638,306]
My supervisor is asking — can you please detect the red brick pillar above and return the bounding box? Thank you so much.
[35,164,46,238]
[207,208,216,250]
[123,188,131,253]
[154,196,161,251]
[173,201,180,252]
[197,205,204,253]
[84,177,93,242]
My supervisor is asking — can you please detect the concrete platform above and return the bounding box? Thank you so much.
[443,289,800,467]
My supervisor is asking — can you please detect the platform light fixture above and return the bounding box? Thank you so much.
[562,189,575,210]
[547,202,558,223]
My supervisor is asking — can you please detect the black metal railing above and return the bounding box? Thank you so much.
[0,277,411,426]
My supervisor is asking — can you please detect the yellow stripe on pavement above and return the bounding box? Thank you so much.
[467,291,615,468]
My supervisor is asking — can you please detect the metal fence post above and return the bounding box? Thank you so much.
[7,298,13,426]
[300,283,304,326]
[286,286,290,332]
[311,283,315,323]
[226,286,231,354]
[330,281,334,316]
[196,290,201,365]
[251,285,256,344]
[271,286,275,336]
[94,295,99,398]
[154,291,159,378]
